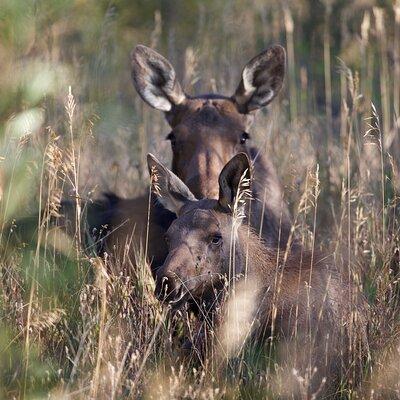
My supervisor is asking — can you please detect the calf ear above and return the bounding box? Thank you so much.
[218,153,251,213]
[131,45,186,112]
[147,153,196,215]
[233,45,285,114]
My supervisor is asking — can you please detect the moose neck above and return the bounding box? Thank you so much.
[235,225,278,283]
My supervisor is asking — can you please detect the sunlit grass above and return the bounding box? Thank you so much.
[1,1,400,399]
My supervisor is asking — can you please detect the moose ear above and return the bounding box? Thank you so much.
[131,45,186,112]
[233,45,286,114]
[147,153,196,214]
[218,153,251,213]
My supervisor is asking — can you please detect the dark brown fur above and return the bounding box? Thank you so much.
[89,45,293,273]
[148,153,368,398]
[130,44,291,250]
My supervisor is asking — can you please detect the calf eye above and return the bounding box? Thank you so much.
[166,132,176,147]
[210,234,222,246]
[164,234,170,245]
[240,132,250,144]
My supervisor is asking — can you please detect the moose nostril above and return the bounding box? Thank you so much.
[155,273,175,301]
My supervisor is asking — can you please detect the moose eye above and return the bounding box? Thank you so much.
[166,132,176,146]
[210,234,222,246]
[240,131,250,144]
[164,234,170,245]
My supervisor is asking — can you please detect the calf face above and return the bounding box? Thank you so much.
[147,152,251,303]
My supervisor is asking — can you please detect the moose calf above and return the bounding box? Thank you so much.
[147,152,368,398]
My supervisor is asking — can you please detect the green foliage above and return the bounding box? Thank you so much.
[0,324,59,399]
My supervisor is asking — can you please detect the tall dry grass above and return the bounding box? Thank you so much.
[0,1,400,399]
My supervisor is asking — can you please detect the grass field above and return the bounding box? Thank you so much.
[1,0,400,398]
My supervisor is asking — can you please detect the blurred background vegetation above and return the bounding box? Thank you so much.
[1,0,400,398]
[1,0,397,197]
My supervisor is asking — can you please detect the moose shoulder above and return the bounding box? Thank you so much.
[147,152,368,397]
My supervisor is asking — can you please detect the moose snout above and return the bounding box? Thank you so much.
[154,262,182,303]
[154,246,195,304]
[184,149,227,199]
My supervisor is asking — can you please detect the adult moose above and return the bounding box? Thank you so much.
[130,44,291,250]
[147,152,368,398]
[85,44,292,273]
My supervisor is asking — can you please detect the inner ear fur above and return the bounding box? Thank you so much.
[131,45,186,112]
[233,45,286,114]
[218,153,252,212]
[147,153,196,215]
